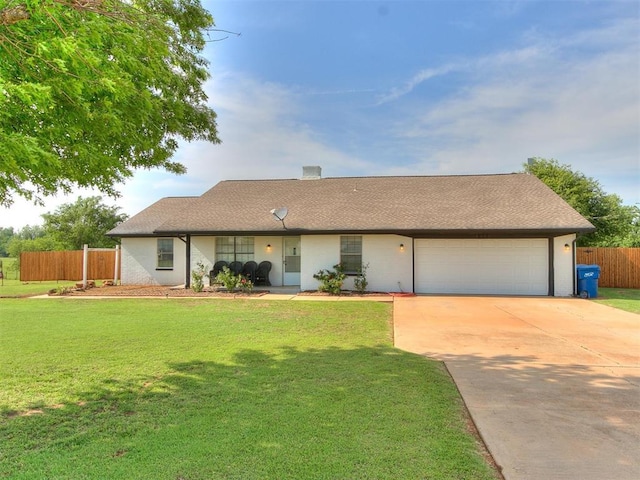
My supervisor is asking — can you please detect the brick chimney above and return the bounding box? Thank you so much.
[302,166,322,179]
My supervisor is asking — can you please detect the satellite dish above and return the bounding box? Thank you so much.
[270,207,288,221]
[270,207,288,229]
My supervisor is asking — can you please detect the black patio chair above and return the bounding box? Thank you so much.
[210,260,228,286]
[229,261,243,276]
[241,261,258,283]
[255,261,272,286]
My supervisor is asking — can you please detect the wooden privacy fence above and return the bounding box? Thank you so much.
[21,249,121,282]
[576,247,640,289]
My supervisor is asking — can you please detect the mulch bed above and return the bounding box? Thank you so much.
[54,285,396,298]
[57,285,268,297]
[298,290,394,297]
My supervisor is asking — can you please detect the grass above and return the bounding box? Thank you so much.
[0,298,498,480]
[595,287,640,314]
[0,256,19,286]
[0,278,78,297]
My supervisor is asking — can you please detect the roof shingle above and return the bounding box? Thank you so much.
[108,173,594,236]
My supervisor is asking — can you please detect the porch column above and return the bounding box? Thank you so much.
[185,234,191,288]
[548,237,554,296]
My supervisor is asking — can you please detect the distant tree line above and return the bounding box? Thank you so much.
[0,196,127,258]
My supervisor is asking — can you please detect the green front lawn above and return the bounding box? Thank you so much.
[0,299,498,480]
[0,279,78,297]
[595,287,640,314]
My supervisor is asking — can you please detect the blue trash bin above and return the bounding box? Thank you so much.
[576,264,600,298]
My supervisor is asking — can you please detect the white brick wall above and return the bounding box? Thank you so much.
[301,234,413,292]
[120,233,576,295]
[121,237,185,285]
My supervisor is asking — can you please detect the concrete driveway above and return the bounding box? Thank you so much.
[394,296,640,480]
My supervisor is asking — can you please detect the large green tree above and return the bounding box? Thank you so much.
[42,196,127,249]
[523,158,639,246]
[0,0,220,206]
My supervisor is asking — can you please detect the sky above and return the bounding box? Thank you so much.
[1,0,639,229]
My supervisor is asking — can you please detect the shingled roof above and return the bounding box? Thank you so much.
[109,197,199,237]
[108,173,595,237]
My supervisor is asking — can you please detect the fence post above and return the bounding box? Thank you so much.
[83,244,88,289]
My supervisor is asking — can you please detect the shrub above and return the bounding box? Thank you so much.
[353,262,369,294]
[214,267,253,293]
[313,263,346,295]
[191,261,209,293]
[215,266,240,292]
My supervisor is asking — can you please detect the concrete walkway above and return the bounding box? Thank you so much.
[394,296,640,480]
[29,292,394,302]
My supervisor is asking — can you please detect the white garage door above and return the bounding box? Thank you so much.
[415,239,548,295]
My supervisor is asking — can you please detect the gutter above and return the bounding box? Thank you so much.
[120,227,596,238]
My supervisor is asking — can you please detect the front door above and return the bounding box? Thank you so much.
[283,237,301,285]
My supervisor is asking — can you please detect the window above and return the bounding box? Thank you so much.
[216,236,255,263]
[340,236,362,274]
[215,236,235,262]
[157,238,174,269]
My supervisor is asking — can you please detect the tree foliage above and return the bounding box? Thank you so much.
[6,234,63,257]
[523,158,639,246]
[5,223,62,258]
[14,224,45,240]
[0,226,14,256]
[42,196,127,249]
[4,196,127,257]
[0,0,220,206]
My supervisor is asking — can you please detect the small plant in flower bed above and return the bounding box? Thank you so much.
[191,261,209,293]
[48,285,73,296]
[313,263,346,295]
[215,266,253,293]
[239,276,253,293]
[353,262,369,294]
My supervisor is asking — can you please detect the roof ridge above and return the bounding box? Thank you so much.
[218,172,526,183]
[323,172,525,180]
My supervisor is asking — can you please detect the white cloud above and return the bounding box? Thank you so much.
[170,72,370,184]
[376,64,458,105]
[0,72,371,229]
[384,17,640,203]
[0,187,118,230]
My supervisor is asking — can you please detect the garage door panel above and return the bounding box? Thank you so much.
[415,239,548,295]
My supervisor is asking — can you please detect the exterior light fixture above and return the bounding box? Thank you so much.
[400,243,405,251]
[564,243,570,252]
[266,244,272,252]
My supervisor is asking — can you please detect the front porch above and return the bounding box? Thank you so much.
[189,235,302,289]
